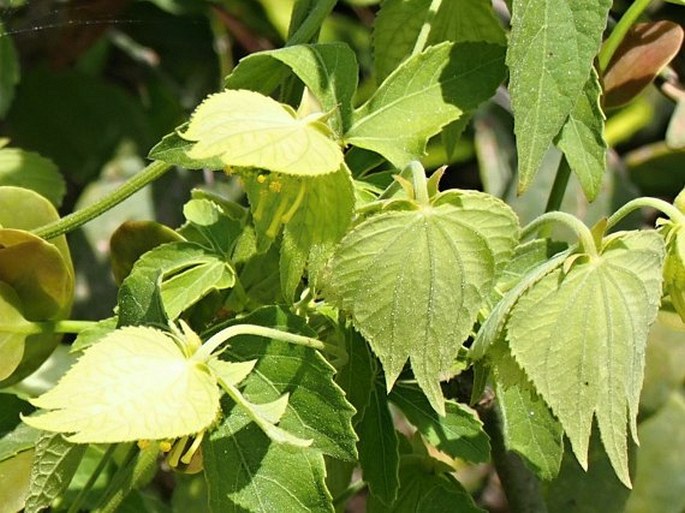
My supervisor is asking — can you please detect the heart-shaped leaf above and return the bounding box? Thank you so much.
[23,326,221,443]
[181,89,343,176]
[326,190,519,414]
[507,231,665,486]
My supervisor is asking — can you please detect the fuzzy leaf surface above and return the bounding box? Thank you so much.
[216,307,357,460]
[204,413,333,513]
[25,433,86,513]
[556,69,607,201]
[507,0,611,191]
[346,42,505,167]
[507,231,665,486]
[182,89,343,176]
[326,190,518,413]
[24,327,221,443]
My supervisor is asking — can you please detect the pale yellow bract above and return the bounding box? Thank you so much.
[23,326,221,444]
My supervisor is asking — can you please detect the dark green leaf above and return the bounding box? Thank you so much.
[358,382,400,505]
[25,433,86,513]
[0,23,19,117]
[335,328,377,424]
[507,0,611,192]
[0,145,65,207]
[390,383,490,464]
[204,413,334,513]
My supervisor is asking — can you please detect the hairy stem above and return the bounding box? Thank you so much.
[193,324,332,362]
[522,212,599,257]
[598,0,652,72]
[32,160,172,241]
[411,0,443,55]
[67,444,117,513]
[606,196,685,230]
[4,320,96,336]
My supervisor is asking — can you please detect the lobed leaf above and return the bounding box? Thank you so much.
[181,89,343,176]
[507,0,612,192]
[507,231,665,486]
[326,190,519,414]
[23,326,221,443]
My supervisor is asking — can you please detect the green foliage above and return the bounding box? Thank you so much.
[1,1,684,511]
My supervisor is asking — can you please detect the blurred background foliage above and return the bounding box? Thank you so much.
[0,1,683,512]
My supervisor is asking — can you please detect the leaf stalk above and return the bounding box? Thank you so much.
[31,160,172,241]
[606,196,685,230]
[522,212,599,257]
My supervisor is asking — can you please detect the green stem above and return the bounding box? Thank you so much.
[409,161,430,206]
[522,211,599,257]
[93,444,139,513]
[411,0,443,55]
[193,324,330,362]
[606,197,685,230]
[544,156,572,214]
[598,0,652,72]
[32,160,172,240]
[285,0,338,47]
[67,444,117,513]
[332,479,367,507]
[4,320,96,335]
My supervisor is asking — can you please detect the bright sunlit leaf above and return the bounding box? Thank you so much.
[23,327,221,444]
[181,89,343,176]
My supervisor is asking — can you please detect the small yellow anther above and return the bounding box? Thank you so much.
[137,440,150,450]
[256,174,267,184]
[268,180,282,193]
[159,440,173,452]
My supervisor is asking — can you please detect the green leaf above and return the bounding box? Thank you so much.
[24,433,86,513]
[625,392,685,513]
[0,23,19,118]
[345,42,505,167]
[556,69,607,201]
[0,394,37,463]
[0,145,65,207]
[507,0,612,192]
[280,166,355,299]
[373,0,505,83]
[213,306,357,461]
[181,89,343,176]
[489,339,563,480]
[358,382,400,505]
[389,383,490,463]
[23,326,221,443]
[204,415,334,513]
[326,190,519,414]
[0,283,37,382]
[118,242,236,322]
[70,317,118,353]
[335,328,377,424]
[148,127,224,170]
[507,231,665,486]
[366,457,485,513]
[180,197,244,257]
[225,43,359,134]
